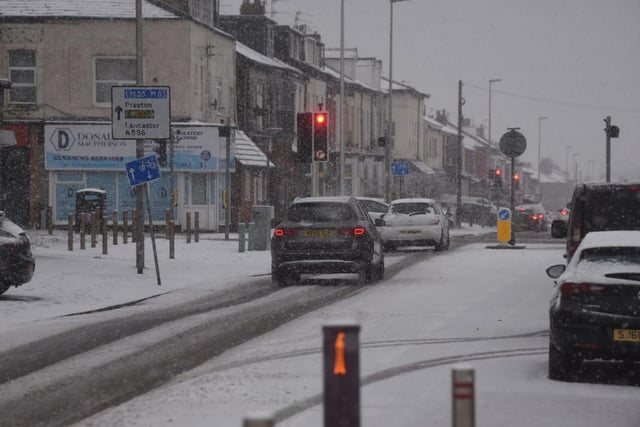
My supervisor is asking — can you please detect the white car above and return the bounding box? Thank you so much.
[355,197,389,221]
[377,198,450,251]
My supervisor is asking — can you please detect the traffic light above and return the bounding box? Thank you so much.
[154,140,167,167]
[297,112,313,162]
[513,172,520,190]
[493,168,503,187]
[313,111,329,162]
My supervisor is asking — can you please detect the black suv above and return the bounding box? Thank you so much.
[551,183,640,261]
[271,196,384,286]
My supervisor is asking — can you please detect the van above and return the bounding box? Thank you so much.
[551,182,640,261]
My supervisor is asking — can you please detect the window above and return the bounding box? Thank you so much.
[9,49,36,104]
[94,57,136,105]
[255,81,264,109]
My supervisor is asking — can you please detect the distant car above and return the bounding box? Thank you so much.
[355,197,389,221]
[552,182,640,262]
[377,198,450,251]
[0,212,36,295]
[546,230,640,381]
[513,203,547,232]
[271,196,384,286]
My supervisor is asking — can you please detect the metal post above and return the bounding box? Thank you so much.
[537,116,548,200]
[605,116,611,182]
[452,366,475,427]
[169,220,175,259]
[186,212,192,244]
[509,156,516,245]
[135,0,145,274]
[225,124,232,240]
[102,214,108,255]
[67,214,73,251]
[243,413,274,427]
[238,222,246,253]
[340,0,345,196]
[145,184,161,285]
[123,210,129,244]
[456,79,463,228]
[194,211,199,243]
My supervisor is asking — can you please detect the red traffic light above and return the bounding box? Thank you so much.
[315,112,327,125]
[513,173,520,181]
[495,168,502,177]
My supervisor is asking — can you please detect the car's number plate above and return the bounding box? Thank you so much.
[303,229,335,238]
[613,329,640,342]
[400,229,421,234]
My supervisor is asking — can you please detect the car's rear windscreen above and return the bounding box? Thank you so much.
[287,203,355,222]
[581,186,640,233]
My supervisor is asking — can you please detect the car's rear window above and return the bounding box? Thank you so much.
[287,203,355,222]
[580,247,640,264]
[582,188,640,232]
[392,203,435,215]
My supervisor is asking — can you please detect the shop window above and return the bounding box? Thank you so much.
[94,57,136,105]
[9,49,37,104]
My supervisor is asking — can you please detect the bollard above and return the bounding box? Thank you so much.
[102,214,108,255]
[113,211,118,245]
[90,211,97,248]
[165,209,172,240]
[194,212,199,243]
[247,221,256,251]
[123,211,129,244]
[169,220,175,259]
[238,223,246,253]
[67,214,73,251]
[131,209,137,243]
[323,322,361,427]
[186,212,192,244]
[452,366,475,427]
[243,412,275,427]
[47,206,54,235]
[80,215,86,250]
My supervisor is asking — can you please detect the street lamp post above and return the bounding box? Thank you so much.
[573,152,581,184]
[488,78,501,149]
[565,144,574,184]
[537,116,548,200]
[385,0,409,203]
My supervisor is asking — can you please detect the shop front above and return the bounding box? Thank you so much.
[44,122,234,231]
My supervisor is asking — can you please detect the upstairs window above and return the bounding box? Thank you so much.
[94,57,136,105]
[9,49,37,104]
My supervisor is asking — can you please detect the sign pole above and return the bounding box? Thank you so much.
[144,183,162,285]
[135,0,145,273]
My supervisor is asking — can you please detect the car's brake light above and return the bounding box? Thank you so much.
[274,228,297,237]
[560,282,604,297]
[529,214,537,220]
[339,227,366,236]
[561,208,569,216]
[538,214,544,221]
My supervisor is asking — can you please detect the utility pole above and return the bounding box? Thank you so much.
[603,116,619,182]
[456,80,464,228]
[135,0,145,273]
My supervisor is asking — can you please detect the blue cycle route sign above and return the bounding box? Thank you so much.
[391,160,410,176]
[498,207,511,221]
[125,155,161,188]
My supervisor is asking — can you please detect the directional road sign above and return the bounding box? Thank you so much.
[125,155,161,188]
[112,86,171,140]
[391,160,410,176]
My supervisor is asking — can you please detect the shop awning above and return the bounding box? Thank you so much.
[410,160,436,175]
[234,130,274,168]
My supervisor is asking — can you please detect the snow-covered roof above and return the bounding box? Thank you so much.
[410,160,435,175]
[234,130,273,168]
[323,65,380,93]
[0,0,179,19]
[235,42,303,76]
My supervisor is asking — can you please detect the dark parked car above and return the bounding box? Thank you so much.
[552,182,640,262]
[513,203,547,232]
[0,212,35,295]
[546,230,640,381]
[271,196,384,286]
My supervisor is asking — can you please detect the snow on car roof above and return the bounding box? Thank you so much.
[293,196,354,204]
[578,230,640,250]
[391,198,436,204]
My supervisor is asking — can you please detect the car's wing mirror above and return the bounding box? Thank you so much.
[546,264,566,279]
[550,219,567,238]
[374,218,386,226]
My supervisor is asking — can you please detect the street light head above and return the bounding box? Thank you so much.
[489,78,502,84]
[539,116,548,121]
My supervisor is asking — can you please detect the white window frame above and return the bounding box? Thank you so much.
[8,49,37,104]
[94,56,137,106]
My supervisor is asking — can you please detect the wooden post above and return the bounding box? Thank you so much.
[47,206,54,235]
[67,214,73,251]
[91,211,98,248]
[123,211,129,244]
[102,214,108,255]
[186,212,192,244]
[169,220,175,259]
[113,211,118,245]
[80,215,86,250]
[194,211,199,243]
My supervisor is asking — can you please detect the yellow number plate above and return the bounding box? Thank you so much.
[613,329,640,342]
[304,229,334,238]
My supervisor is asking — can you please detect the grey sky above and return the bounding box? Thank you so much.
[221,0,640,182]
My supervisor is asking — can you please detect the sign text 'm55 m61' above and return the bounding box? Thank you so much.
[111,86,171,140]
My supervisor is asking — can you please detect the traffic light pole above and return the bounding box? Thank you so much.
[605,116,611,183]
[509,156,516,245]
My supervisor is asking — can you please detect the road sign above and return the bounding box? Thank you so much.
[112,86,171,140]
[391,160,410,176]
[497,207,512,242]
[125,155,161,188]
[499,129,527,158]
